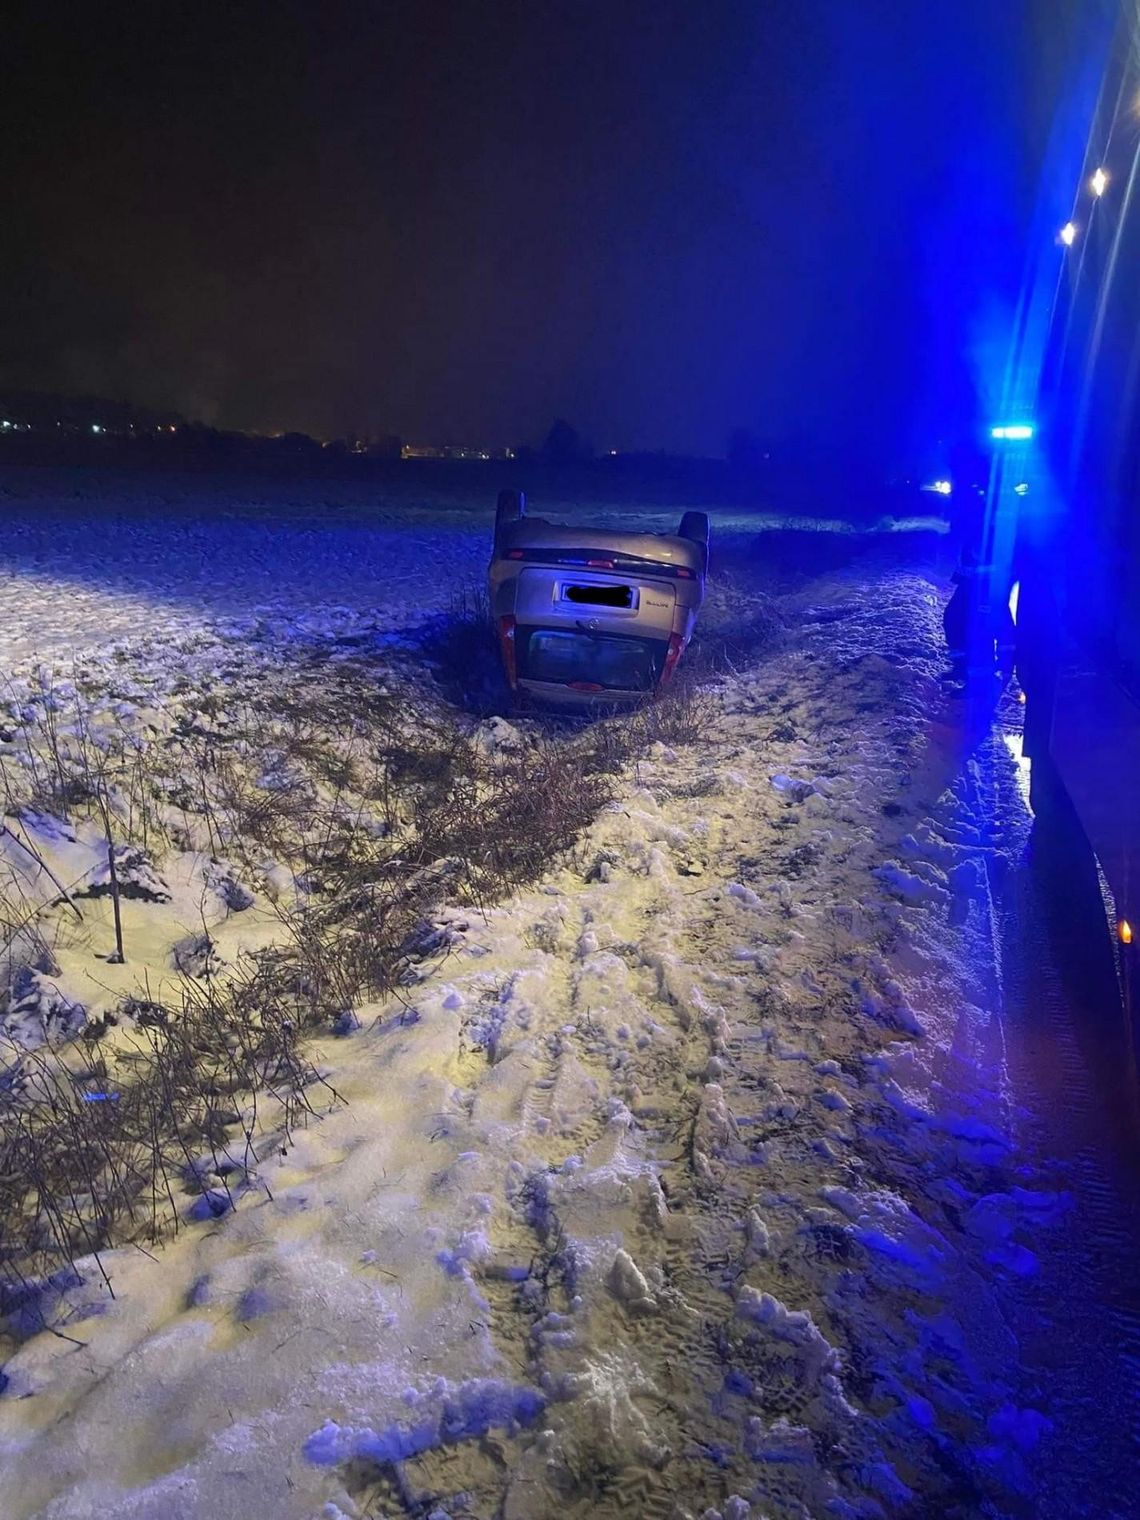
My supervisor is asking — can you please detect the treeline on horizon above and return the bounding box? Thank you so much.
[0,390,938,516]
[0,391,712,463]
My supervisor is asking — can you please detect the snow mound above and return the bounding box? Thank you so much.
[304,1377,546,1466]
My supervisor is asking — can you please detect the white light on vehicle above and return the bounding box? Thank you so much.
[1091,167,1108,197]
[991,425,1034,441]
[1009,580,1020,624]
[932,479,952,496]
[1060,221,1077,246]
[1014,481,1030,496]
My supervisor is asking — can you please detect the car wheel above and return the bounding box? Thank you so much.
[678,510,710,564]
[495,489,526,547]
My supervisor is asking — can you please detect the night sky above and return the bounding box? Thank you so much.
[2,1,1081,458]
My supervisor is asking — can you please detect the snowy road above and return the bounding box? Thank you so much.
[0,471,1136,1519]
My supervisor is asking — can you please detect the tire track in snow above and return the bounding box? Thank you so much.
[458,566,1046,1518]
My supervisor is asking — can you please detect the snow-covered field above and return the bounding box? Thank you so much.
[0,467,939,665]
[0,469,1111,1518]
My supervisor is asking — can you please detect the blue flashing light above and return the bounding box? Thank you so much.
[990,424,1034,441]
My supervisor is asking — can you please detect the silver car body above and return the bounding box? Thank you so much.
[488,512,707,706]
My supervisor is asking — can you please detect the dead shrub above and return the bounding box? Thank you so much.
[418,589,508,714]
[418,741,614,903]
[0,605,733,1317]
[0,961,337,1335]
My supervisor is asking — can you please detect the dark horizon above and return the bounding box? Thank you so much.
[3,2,1083,461]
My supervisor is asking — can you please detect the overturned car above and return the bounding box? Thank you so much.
[488,490,708,706]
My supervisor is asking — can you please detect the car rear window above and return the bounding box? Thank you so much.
[519,628,665,691]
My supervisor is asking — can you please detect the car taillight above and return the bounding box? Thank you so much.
[567,680,603,692]
[507,548,524,559]
[586,559,614,569]
[677,567,692,578]
[660,632,685,684]
[497,615,518,687]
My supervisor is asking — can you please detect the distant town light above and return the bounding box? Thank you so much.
[1091,166,1108,197]
[991,424,1034,441]
[1060,220,1077,246]
[1120,919,1134,945]
[1,420,10,430]
[91,423,102,433]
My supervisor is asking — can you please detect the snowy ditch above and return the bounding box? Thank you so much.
[0,508,1060,1520]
